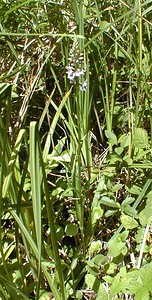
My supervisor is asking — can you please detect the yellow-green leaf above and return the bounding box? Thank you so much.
[120,214,138,230]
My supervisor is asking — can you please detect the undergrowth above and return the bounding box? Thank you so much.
[0,0,152,299]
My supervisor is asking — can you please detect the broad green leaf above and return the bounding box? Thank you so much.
[89,240,102,256]
[105,209,117,217]
[122,197,135,206]
[65,224,78,236]
[105,130,117,145]
[123,205,137,217]
[134,149,151,160]
[92,207,103,224]
[120,214,138,230]
[39,290,53,300]
[118,133,130,148]
[108,240,125,257]
[135,227,145,244]
[110,272,129,298]
[76,290,83,299]
[123,155,133,165]
[93,179,107,207]
[100,196,118,208]
[100,21,110,32]
[86,261,100,276]
[107,262,117,274]
[107,231,129,257]
[138,200,152,226]
[55,225,64,240]
[112,183,123,193]
[126,185,141,195]
[103,275,113,284]
[121,245,127,256]
[85,273,95,288]
[92,254,107,265]
[115,147,123,155]
[119,230,129,241]
[134,128,149,149]
[47,137,66,160]
[85,274,108,300]
[106,153,122,163]
[125,264,152,299]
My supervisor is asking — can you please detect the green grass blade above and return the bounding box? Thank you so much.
[11,210,61,299]
[39,144,67,300]
[29,121,42,299]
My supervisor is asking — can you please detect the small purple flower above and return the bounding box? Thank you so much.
[66,66,85,84]
[80,80,88,92]
[66,45,87,91]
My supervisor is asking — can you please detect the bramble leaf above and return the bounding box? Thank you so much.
[134,128,149,149]
[138,199,152,226]
[85,274,108,300]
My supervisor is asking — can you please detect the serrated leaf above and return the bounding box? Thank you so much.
[125,264,152,299]
[110,273,129,298]
[138,200,152,226]
[85,274,108,300]
[134,128,149,149]
[120,214,138,230]
[135,149,150,160]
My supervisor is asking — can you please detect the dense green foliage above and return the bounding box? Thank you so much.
[0,0,152,299]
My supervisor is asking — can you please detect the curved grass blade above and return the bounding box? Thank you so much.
[43,87,72,162]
